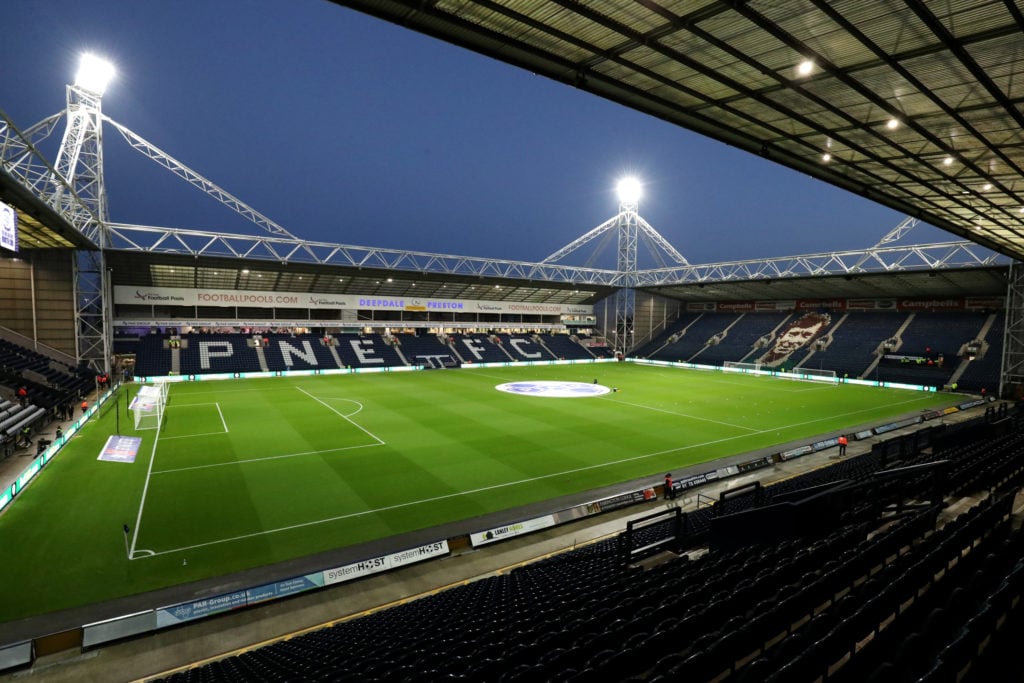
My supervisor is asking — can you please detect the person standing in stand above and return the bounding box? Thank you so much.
[664,473,676,500]
[838,434,848,456]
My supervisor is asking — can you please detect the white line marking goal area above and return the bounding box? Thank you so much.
[159,402,230,440]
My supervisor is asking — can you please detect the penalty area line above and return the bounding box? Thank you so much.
[297,387,384,445]
[151,442,383,475]
[311,397,365,417]
[216,402,228,433]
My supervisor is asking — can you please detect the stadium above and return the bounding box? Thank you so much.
[2,2,1024,682]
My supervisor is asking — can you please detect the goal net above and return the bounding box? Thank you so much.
[723,361,762,374]
[129,382,169,430]
[788,367,838,384]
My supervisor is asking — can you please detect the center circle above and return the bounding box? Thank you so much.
[495,381,612,398]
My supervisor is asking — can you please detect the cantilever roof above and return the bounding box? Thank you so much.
[105,252,613,306]
[645,265,1009,303]
[0,167,94,249]
[334,0,1024,261]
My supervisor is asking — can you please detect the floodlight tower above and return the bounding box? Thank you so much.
[52,53,114,228]
[542,177,687,353]
[52,54,116,374]
[613,177,641,355]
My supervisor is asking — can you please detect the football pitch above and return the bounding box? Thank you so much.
[0,363,958,622]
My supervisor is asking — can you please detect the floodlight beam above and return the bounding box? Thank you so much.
[74,54,115,96]
[616,177,642,204]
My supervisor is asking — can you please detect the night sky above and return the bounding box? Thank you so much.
[1,0,956,266]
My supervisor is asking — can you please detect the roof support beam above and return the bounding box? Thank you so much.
[728,1,1024,240]
[905,0,1024,135]
[806,0,1024,233]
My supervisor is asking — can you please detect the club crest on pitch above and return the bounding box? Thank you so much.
[495,381,611,398]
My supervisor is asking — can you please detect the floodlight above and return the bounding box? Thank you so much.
[797,60,814,76]
[75,53,115,95]
[821,152,832,162]
[886,118,899,130]
[616,177,642,204]
[943,155,954,166]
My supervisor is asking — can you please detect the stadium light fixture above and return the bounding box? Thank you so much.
[75,53,115,95]
[616,177,642,204]
[886,118,899,130]
[797,59,814,76]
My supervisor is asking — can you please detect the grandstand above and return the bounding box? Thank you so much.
[635,306,1007,393]
[2,2,1024,681]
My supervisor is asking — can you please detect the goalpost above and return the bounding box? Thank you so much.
[787,367,839,384]
[129,382,169,430]
[723,361,839,384]
[723,361,762,374]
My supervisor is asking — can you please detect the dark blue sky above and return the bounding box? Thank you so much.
[2,0,954,265]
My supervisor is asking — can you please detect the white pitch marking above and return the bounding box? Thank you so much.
[296,387,384,445]
[316,398,364,417]
[152,442,382,475]
[158,402,229,439]
[131,393,940,559]
[216,402,228,433]
[124,419,786,558]
[605,397,760,432]
[128,405,165,559]
[161,431,231,441]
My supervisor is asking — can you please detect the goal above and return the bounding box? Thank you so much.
[723,361,762,374]
[129,382,169,430]
[790,367,838,383]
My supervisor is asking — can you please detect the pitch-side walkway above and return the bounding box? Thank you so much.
[0,389,101,501]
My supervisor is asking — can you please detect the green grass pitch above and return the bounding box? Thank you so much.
[0,363,957,622]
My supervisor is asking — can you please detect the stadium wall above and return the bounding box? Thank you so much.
[0,250,76,358]
[631,292,682,350]
[596,294,698,353]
